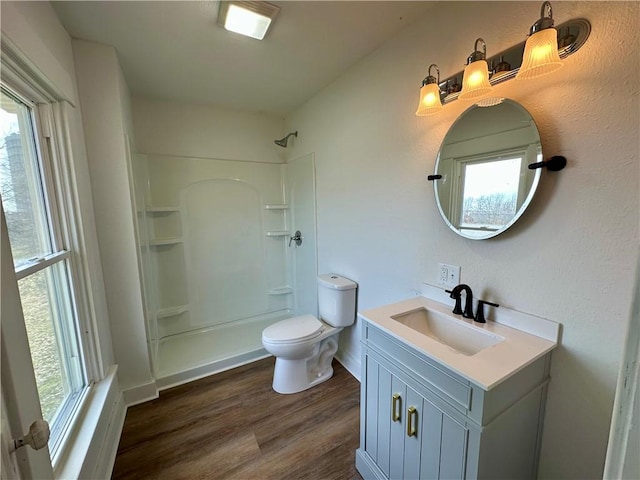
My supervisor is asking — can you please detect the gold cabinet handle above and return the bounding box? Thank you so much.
[392,393,401,422]
[407,406,417,437]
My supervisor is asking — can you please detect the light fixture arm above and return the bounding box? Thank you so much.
[467,38,487,64]
[530,1,555,34]
[422,64,440,86]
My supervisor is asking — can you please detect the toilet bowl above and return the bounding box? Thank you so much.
[261,274,357,394]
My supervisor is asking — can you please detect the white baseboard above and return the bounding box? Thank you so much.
[122,380,158,407]
[335,349,361,382]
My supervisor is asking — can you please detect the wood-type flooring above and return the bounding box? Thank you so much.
[112,357,363,480]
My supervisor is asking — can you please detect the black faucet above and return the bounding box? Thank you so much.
[474,299,500,323]
[446,284,474,319]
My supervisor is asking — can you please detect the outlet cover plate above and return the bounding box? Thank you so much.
[438,263,460,288]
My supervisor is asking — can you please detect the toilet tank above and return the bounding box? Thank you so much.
[317,274,357,327]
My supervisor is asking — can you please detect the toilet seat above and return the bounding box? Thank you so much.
[262,315,324,344]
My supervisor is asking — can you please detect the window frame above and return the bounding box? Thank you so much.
[1,75,102,465]
[450,147,530,230]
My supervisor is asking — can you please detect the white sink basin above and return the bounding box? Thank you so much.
[391,307,504,356]
[359,290,560,389]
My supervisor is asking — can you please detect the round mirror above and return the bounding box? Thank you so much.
[433,99,542,240]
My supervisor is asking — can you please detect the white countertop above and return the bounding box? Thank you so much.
[359,291,559,390]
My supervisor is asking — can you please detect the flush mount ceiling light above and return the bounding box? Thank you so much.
[218,1,280,40]
[414,1,590,115]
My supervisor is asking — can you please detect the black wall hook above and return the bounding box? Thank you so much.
[427,174,442,181]
[528,155,567,171]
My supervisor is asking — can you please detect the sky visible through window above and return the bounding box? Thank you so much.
[463,157,521,199]
[461,156,521,230]
[0,106,19,212]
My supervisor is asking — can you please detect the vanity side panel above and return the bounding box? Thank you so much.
[476,385,545,479]
[469,354,550,425]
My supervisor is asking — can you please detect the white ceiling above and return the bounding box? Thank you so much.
[52,1,436,116]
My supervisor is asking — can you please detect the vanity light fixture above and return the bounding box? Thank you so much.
[218,1,280,40]
[516,1,563,80]
[459,38,493,100]
[414,1,590,114]
[491,56,511,80]
[415,64,443,116]
[476,96,504,108]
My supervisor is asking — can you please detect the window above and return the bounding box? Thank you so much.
[459,156,523,236]
[0,87,87,456]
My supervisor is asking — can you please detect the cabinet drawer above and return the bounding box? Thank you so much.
[364,321,472,412]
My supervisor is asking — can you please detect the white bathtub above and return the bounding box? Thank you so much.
[156,310,291,390]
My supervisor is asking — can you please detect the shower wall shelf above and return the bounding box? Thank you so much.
[157,304,190,319]
[268,286,293,295]
[145,205,181,213]
[149,237,183,246]
[265,231,290,237]
[264,204,289,210]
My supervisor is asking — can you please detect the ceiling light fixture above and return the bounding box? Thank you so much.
[218,1,280,40]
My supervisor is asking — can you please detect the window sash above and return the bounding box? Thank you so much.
[1,85,88,458]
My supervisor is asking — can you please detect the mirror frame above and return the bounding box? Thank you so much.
[433,99,542,240]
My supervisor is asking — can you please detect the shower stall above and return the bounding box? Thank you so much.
[131,152,317,388]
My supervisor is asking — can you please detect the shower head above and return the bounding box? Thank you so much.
[274,131,298,148]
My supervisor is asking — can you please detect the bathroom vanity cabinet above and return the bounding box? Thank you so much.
[356,319,552,480]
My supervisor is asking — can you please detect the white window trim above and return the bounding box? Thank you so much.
[2,37,113,472]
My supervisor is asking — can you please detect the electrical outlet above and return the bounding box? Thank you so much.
[438,263,460,288]
[438,264,448,285]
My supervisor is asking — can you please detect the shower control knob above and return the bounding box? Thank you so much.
[289,230,302,247]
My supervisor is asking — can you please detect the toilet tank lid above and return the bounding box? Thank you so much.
[317,274,357,291]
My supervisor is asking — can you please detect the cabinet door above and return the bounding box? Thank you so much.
[402,386,423,480]
[364,355,394,476]
[420,399,469,479]
[390,378,422,479]
[389,375,406,479]
[363,353,469,480]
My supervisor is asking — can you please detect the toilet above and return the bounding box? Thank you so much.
[262,274,357,394]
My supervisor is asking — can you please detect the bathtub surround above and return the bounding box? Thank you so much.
[134,154,317,385]
[285,2,639,478]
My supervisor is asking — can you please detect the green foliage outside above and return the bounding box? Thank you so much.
[18,272,67,423]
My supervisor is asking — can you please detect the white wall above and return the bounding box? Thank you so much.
[285,2,639,478]
[132,97,285,163]
[72,40,153,400]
